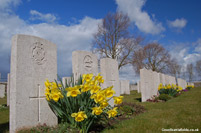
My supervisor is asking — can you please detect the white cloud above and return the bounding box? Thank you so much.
[168,18,187,29]
[168,40,201,67]
[194,38,201,53]
[116,0,165,34]
[119,64,139,83]
[30,10,57,23]
[0,0,21,12]
[0,6,101,78]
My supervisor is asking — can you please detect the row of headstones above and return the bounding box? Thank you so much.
[8,34,131,132]
[139,68,194,102]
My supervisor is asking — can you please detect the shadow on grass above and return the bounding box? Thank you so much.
[135,98,141,102]
[0,122,9,133]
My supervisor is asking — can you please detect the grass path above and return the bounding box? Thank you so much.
[103,87,201,133]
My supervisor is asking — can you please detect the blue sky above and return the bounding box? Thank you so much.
[0,0,201,82]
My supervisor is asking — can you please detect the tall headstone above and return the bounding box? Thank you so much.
[164,74,170,85]
[159,73,165,85]
[120,80,130,95]
[0,84,5,98]
[140,69,156,102]
[72,51,98,82]
[169,76,176,85]
[100,58,120,106]
[10,34,57,133]
[153,71,160,95]
[137,81,141,93]
[177,78,187,89]
[7,73,10,106]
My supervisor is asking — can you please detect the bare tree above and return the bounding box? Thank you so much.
[186,63,194,82]
[167,58,181,78]
[196,59,201,80]
[92,12,142,69]
[132,43,172,74]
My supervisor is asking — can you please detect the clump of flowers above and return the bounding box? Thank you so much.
[158,83,182,97]
[45,73,123,133]
[186,85,194,90]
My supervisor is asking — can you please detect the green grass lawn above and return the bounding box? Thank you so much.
[0,88,201,133]
[0,97,9,133]
[103,87,201,133]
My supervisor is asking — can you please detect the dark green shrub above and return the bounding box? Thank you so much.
[159,94,172,101]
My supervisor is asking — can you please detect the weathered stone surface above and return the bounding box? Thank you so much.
[169,75,176,85]
[159,73,166,85]
[177,78,187,89]
[130,84,137,91]
[100,58,120,106]
[7,73,10,106]
[120,80,130,94]
[137,81,141,93]
[164,75,170,85]
[140,69,156,102]
[153,71,160,95]
[0,84,5,98]
[72,51,98,82]
[10,34,57,133]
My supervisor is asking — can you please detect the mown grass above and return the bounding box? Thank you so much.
[0,97,9,133]
[0,88,201,133]
[103,87,201,133]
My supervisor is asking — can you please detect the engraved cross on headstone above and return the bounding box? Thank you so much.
[29,84,46,122]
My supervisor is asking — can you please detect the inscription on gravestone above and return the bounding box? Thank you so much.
[31,42,46,65]
[83,55,93,72]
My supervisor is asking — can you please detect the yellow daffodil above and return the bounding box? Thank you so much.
[95,73,104,83]
[45,80,51,88]
[90,85,101,94]
[91,93,105,103]
[81,83,91,92]
[100,100,109,108]
[107,107,118,118]
[71,111,87,122]
[52,93,60,102]
[113,96,123,105]
[167,84,171,89]
[105,86,115,98]
[92,107,103,115]
[82,73,93,83]
[66,86,81,97]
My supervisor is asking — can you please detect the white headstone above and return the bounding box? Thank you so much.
[120,80,130,94]
[0,84,5,98]
[137,81,141,93]
[187,82,194,86]
[169,76,176,85]
[10,34,57,133]
[177,78,187,89]
[159,73,165,85]
[164,74,170,85]
[100,58,120,106]
[140,69,156,102]
[7,73,10,106]
[130,84,137,91]
[72,51,98,82]
[153,71,160,95]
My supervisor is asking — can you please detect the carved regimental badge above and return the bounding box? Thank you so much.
[31,42,46,65]
[83,55,93,72]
